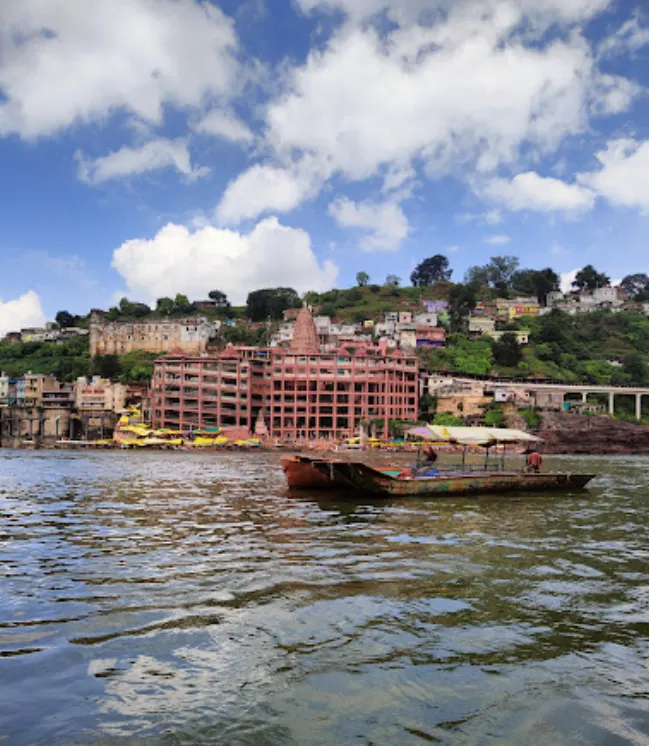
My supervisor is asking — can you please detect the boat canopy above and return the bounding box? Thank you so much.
[406,425,542,446]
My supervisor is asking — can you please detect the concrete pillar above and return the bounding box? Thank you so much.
[609,392,615,416]
[582,392,588,403]
[636,394,642,422]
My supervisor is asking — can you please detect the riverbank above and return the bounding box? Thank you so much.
[4,412,648,455]
[538,412,649,454]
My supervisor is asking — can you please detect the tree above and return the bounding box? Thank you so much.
[246,287,301,321]
[465,256,519,296]
[385,274,401,287]
[491,333,523,367]
[448,283,477,332]
[173,294,194,315]
[573,265,610,292]
[511,268,560,305]
[208,289,230,309]
[91,354,121,380]
[356,271,370,287]
[487,255,520,295]
[621,273,649,300]
[344,287,363,304]
[484,407,505,428]
[410,255,452,286]
[118,297,136,316]
[623,353,647,386]
[464,265,490,288]
[55,310,75,329]
[156,297,175,316]
[131,302,151,318]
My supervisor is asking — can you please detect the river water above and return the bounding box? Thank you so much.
[1,451,648,745]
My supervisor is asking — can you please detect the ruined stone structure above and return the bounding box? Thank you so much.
[89,316,215,357]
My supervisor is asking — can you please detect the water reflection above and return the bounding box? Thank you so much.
[0,451,648,745]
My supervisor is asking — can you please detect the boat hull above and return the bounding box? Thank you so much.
[311,460,595,497]
[281,456,340,489]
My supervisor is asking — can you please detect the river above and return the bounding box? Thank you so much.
[1,451,648,745]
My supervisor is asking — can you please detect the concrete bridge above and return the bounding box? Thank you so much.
[436,374,649,420]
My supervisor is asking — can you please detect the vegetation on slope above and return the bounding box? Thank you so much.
[0,337,156,383]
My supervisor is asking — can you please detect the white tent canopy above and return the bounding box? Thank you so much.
[406,425,542,447]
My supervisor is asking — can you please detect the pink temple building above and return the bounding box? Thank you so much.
[151,306,419,440]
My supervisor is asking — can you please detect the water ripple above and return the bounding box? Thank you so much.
[0,451,648,745]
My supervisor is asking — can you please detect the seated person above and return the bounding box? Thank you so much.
[525,449,544,473]
[414,446,440,476]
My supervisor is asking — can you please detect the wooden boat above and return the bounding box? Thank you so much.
[307,460,595,497]
[281,455,402,489]
[281,456,341,489]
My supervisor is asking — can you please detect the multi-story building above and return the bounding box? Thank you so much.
[75,376,128,413]
[152,307,419,440]
[398,326,446,349]
[152,347,270,431]
[89,316,216,357]
[496,297,540,321]
[544,287,628,315]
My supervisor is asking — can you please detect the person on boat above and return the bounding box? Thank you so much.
[525,449,544,473]
[423,446,438,465]
[414,446,439,477]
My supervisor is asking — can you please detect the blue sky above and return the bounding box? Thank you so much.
[1,0,648,334]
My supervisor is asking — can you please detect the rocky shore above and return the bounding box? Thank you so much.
[538,412,649,455]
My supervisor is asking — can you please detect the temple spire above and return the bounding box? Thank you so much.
[291,303,319,353]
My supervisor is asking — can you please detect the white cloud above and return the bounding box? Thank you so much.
[590,74,641,116]
[578,139,649,212]
[217,157,331,224]
[483,172,596,213]
[77,139,207,184]
[485,234,511,245]
[446,245,460,253]
[111,216,338,304]
[485,209,503,225]
[456,209,503,225]
[0,0,240,139]
[222,0,627,221]
[599,16,649,57]
[560,269,578,293]
[195,109,254,143]
[266,24,595,183]
[0,291,46,337]
[382,163,416,194]
[328,198,408,251]
[297,0,610,26]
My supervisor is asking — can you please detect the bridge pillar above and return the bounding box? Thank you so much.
[636,394,642,422]
[609,392,615,416]
[582,392,588,403]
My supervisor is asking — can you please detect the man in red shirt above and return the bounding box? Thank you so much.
[525,450,544,473]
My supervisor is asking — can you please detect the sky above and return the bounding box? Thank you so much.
[1,0,648,335]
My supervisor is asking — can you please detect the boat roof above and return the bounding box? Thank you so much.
[406,425,542,446]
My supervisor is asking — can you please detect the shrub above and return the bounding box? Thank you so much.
[520,407,542,429]
[484,407,505,428]
[433,412,464,426]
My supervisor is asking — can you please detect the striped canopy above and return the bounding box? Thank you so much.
[406,425,541,446]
